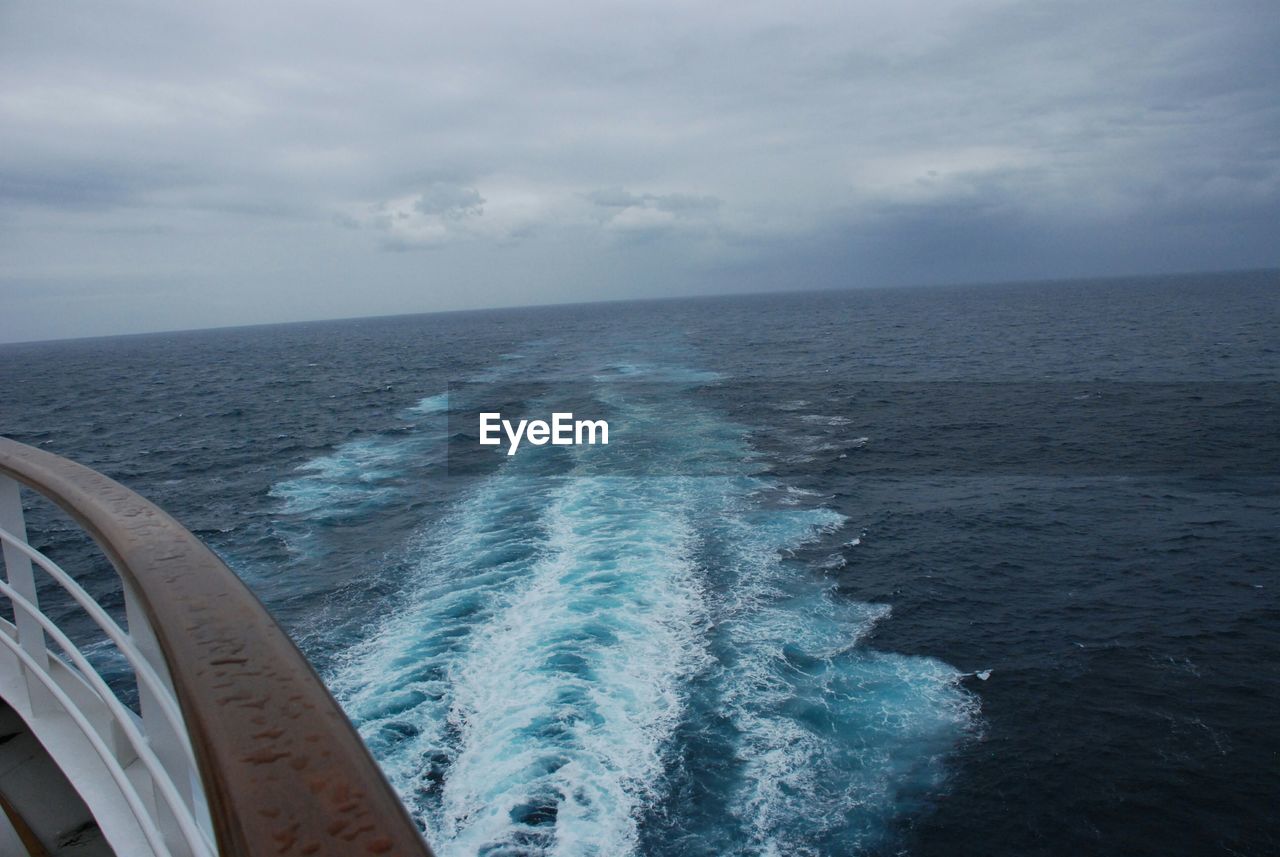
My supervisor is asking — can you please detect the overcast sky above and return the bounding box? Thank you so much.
[1,0,1276,341]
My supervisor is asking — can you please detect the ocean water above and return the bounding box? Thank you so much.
[1,270,1277,856]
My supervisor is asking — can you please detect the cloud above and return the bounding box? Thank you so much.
[344,180,566,250]
[587,188,719,213]
[0,0,1277,339]
[344,182,488,249]
[586,187,722,235]
[414,182,486,220]
[585,188,644,208]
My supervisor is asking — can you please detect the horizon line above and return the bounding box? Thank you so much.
[2,264,1275,348]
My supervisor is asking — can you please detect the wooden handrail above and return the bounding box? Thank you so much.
[0,437,433,857]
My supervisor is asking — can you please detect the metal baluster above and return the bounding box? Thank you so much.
[0,475,52,713]
[124,579,199,857]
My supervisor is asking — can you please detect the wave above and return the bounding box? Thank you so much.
[268,435,415,518]
[708,508,975,855]
[409,392,451,415]
[323,359,977,855]
[268,339,564,533]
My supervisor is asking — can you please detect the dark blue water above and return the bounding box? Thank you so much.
[1,270,1277,856]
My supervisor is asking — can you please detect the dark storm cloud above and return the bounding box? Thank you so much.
[0,0,1276,340]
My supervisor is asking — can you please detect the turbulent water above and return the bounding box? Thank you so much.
[322,364,976,856]
[2,271,1277,856]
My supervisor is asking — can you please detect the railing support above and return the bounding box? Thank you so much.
[0,437,434,857]
[0,475,52,713]
[124,578,204,856]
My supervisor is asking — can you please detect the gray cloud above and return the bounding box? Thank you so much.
[414,183,486,220]
[584,187,723,237]
[585,188,644,208]
[587,189,720,213]
[0,0,1276,340]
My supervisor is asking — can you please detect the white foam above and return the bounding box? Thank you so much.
[409,392,449,414]
[269,437,407,517]
[699,498,976,853]
[438,478,709,856]
[324,365,977,855]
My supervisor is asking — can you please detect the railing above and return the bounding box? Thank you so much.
[0,436,434,857]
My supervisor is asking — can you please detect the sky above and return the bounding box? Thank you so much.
[1,0,1277,342]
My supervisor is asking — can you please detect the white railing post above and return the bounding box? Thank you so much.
[0,475,53,713]
[123,579,201,857]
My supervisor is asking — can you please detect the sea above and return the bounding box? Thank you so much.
[1,269,1277,857]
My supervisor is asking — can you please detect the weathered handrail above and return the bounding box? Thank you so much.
[0,436,433,857]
